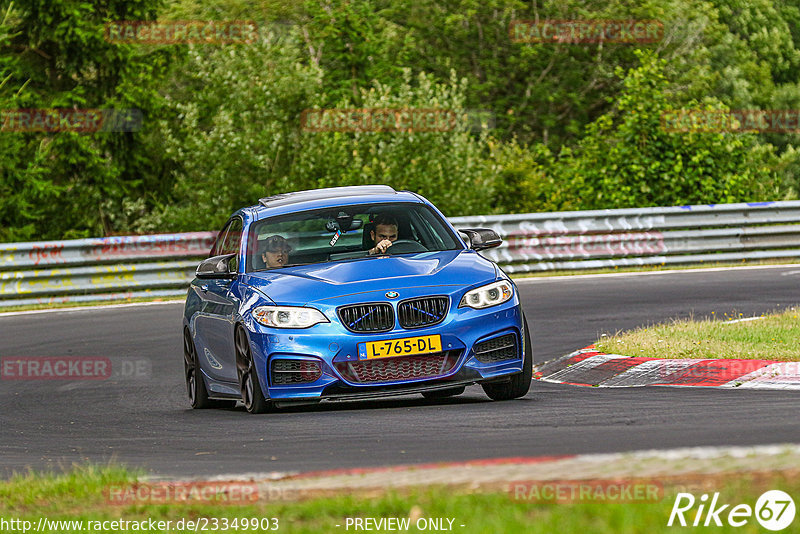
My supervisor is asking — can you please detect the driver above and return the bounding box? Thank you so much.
[261,235,292,268]
[367,214,399,255]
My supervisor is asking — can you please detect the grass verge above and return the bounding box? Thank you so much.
[595,307,799,361]
[0,465,797,533]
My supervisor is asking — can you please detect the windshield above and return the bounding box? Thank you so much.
[247,202,461,272]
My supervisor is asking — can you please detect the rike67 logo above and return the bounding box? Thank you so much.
[668,490,796,530]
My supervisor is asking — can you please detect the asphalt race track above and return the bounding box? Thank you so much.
[1,265,798,478]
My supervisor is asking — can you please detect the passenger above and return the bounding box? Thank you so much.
[367,214,399,255]
[261,235,292,268]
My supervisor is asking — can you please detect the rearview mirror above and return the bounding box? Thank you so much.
[196,254,237,279]
[458,228,502,251]
[325,212,364,232]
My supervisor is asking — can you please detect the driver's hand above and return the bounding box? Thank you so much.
[371,239,393,255]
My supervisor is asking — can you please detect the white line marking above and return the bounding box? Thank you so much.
[721,316,766,325]
[600,359,701,387]
[515,263,800,283]
[544,354,625,382]
[723,362,800,389]
[0,299,184,318]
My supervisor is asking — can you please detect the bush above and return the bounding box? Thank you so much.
[149,31,497,230]
[291,69,494,217]
[550,51,782,209]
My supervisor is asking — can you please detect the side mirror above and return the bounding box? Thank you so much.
[196,254,237,279]
[458,228,502,251]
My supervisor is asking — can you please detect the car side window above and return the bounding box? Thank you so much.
[220,218,243,254]
[219,218,243,271]
[209,217,244,270]
[210,221,232,257]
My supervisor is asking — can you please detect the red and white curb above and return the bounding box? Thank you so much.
[534,346,800,389]
[152,444,800,497]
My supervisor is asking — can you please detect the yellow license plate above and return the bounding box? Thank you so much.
[358,335,442,360]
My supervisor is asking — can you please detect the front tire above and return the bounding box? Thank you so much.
[183,328,235,409]
[481,313,533,401]
[235,326,273,414]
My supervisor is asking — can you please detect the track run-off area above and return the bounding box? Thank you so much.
[1,265,798,478]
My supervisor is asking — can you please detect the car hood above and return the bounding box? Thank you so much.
[239,250,497,305]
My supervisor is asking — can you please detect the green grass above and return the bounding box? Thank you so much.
[595,307,800,361]
[1,465,799,533]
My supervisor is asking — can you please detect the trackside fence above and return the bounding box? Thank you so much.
[0,233,215,309]
[2,201,800,309]
[449,200,800,274]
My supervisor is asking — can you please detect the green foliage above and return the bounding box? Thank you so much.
[1,0,799,241]
[0,0,169,241]
[291,70,494,217]
[484,140,574,213]
[712,0,800,86]
[551,51,781,208]
[296,0,416,105]
[380,0,653,147]
[149,30,495,230]
[145,30,326,231]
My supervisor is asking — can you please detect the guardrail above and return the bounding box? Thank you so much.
[2,201,799,308]
[0,233,215,308]
[450,201,800,273]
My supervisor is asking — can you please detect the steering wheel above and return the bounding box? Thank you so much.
[384,239,428,254]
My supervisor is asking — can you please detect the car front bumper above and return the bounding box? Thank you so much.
[246,299,526,401]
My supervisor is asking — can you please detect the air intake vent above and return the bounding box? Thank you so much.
[271,360,322,385]
[473,333,518,363]
[398,296,449,329]
[334,351,460,384]
[337,303,394,333]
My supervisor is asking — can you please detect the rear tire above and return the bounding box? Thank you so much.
[422,386,466,399]
[481,313,533,401]
[183,328,236,409]
[235,326,273,414]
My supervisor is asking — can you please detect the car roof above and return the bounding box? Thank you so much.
[250,185,424,219]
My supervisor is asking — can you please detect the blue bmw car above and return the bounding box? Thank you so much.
[182,185,532,413]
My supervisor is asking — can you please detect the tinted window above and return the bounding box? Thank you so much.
[211,217,243,270]
[247,203,460,271]
[210,221,232,257]
[220,218,243,255]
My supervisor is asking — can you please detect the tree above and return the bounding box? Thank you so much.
[554,51,781,209]
[0,0,168,241]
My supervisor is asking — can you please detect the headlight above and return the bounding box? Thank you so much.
[252,306,330,328]
[459,280,513,309]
